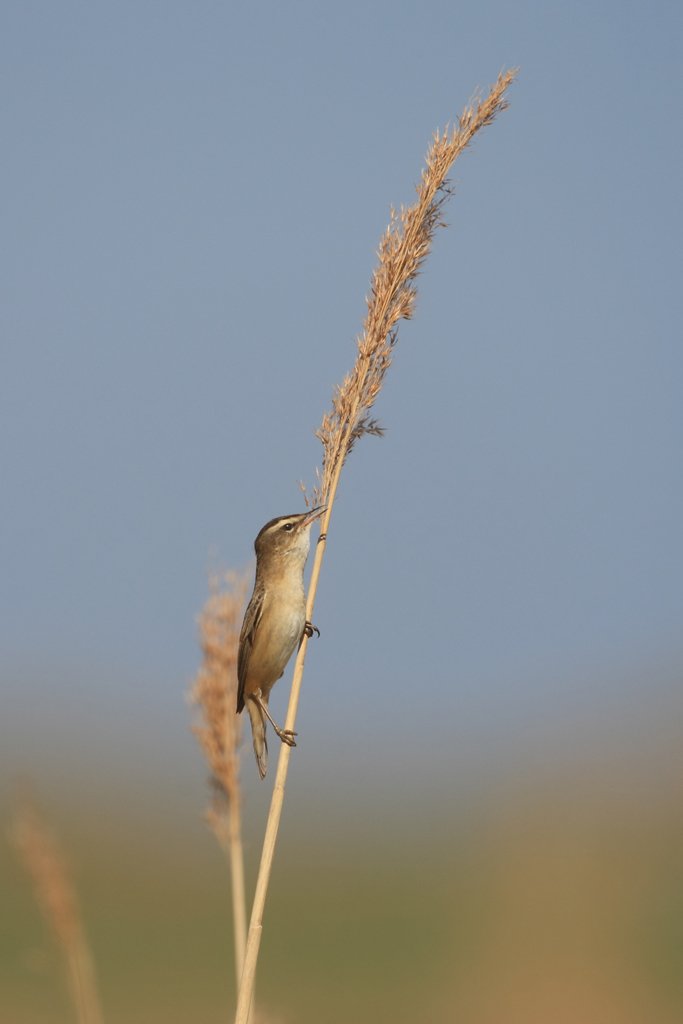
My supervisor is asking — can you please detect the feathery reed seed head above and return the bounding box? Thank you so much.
[313,69,517,506]
[190,570,248,832]
[11,795,105,1024]
[11,798,81,948]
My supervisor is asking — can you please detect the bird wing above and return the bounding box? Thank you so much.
[237,586,264,713]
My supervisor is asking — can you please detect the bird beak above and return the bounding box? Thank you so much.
[301,504,327,527]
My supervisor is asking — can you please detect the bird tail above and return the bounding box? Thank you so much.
[246,699,268,779]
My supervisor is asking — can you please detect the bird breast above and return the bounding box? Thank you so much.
[254,586,306,690]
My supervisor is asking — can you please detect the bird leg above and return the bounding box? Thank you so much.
[250,690,297,747]
[303,620,320,638]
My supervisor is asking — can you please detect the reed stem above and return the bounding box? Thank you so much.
[234,70,517,1024]
[234,499,335,1024]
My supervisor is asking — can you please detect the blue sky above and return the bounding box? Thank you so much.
[2,1,681,799]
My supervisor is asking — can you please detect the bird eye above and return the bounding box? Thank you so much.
[282,522,294,531]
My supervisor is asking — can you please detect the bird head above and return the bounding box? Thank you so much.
[254,506,327,566]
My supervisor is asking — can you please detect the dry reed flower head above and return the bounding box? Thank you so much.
[11,795,105,1024]
[11,797,82,949]
[190,569,249,833]
[313,69,517,505]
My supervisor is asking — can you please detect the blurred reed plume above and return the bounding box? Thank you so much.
[10,795,104,1024]
[235,70,517,1024]
[313,67,517,507]
[190,569,249,989]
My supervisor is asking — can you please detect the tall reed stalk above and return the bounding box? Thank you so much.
[11,797,105,1024]
[190,570,249,995]
[235,69,517,1024]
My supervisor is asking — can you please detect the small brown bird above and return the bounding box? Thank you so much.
[237,506,326,778]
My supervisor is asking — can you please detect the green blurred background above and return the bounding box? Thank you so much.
[3,675,681,1024]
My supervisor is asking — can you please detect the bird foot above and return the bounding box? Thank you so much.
[274,728,298,747]
[304,621,320,638]
[251,691,298,748]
